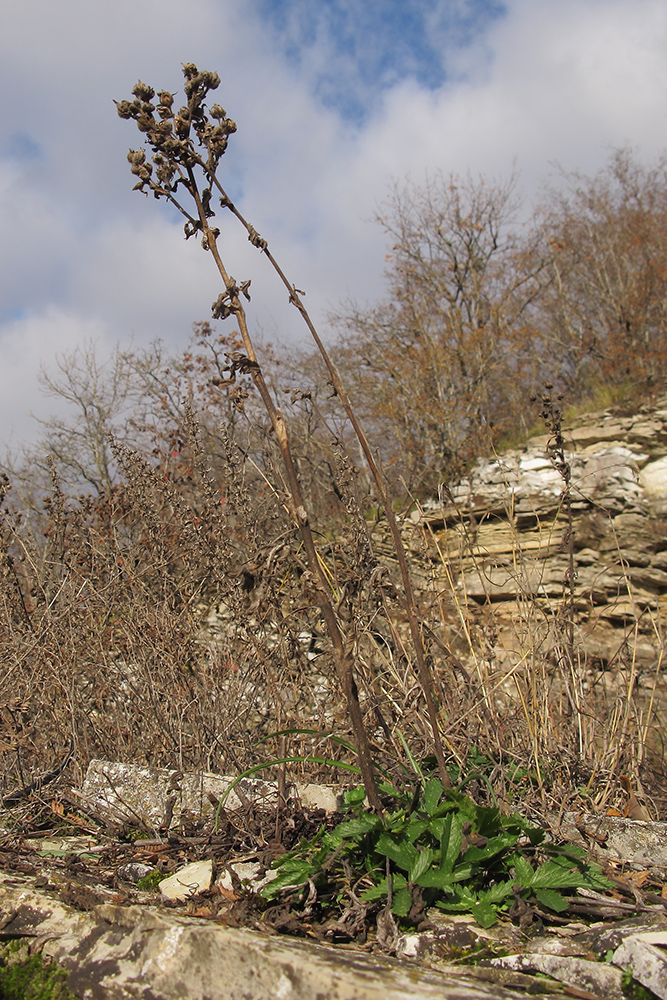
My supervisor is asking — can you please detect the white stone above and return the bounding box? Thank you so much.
[640,457,667,497]
[1,876,517,999]
[159,859,213,901]
[613,933,667,1000]
[81,760,344,829]
[492,953,625,999]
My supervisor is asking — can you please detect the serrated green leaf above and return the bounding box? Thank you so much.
[479,881,515,905]
[435,899,477,913]
[428,817,445,840]
[423,778,444,816]
[260,861,315,898]
[440,812,464,873]
[531,860,592,890]
[471,805,502,838]
[416,862,474,889]
[463,832,519,864]
[375,833,418,872]
[406,818,429,843]
[415,868,453,889]
[333,814,381,839]
[534,888,568,912]
[551,843,587,861]
[409,846,436,882]
[344,785,366,807]
[471,899,498,927]
[452,883,478,904]
[360,872,407,903]
[513,854,534,886]
[449,863,474,882]
[391,886,412,917]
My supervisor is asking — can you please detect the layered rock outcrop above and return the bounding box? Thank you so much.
[412,394,667,677]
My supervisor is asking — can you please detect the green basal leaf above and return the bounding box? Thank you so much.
[428,817,445,840]
[344,785,366,807]
[377,780,401,798]
[512,853,534,886]
[409,846,437,882]
[441,812,464,873]
[333,813,382,839]
[479,881,515,905]
[423,778,445,816]
[452,883,477,905]
[530,859,598,890]
[471,899,498,928]
[383,809,408,833]
[551,842,587,861]
[449,863,475,883]
[470,804,502,838]
[321,830,344,851]
[463,831,519,864]
[406,818,429,843]
[260,861,315,899]
[392,886,412,917]
[375,833,419,872]
[435,898,477,913]
[360,872,407,902]
[534,888,569,912]
[525,825,546,846]
[416,861,474,889]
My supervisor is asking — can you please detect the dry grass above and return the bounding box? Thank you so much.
[2,419,663,824]
[1,66,664,824]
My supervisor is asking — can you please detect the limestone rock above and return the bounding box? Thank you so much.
[641,457,667,497]
[409,393,667,727]
[0,876,532,1000]
[613,930,667,1000]
[553,812,667,866]
[159,859,213,901]
[81,759,343,830]
[490,952,625,999]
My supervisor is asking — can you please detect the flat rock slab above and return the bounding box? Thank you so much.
[81,759,343,829]
[159,859,214,901]
[490,952,625,1000]
[614,932,667,999]
[555,812,667,867]
[0,875,536,1000]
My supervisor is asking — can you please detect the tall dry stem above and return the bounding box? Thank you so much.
[117,66,384,808]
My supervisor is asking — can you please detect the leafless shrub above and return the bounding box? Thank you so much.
[0,70,664,822]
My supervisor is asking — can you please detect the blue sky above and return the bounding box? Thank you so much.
[258,0,505,120]
[1,0,666,446]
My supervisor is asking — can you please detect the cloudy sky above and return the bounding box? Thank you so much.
[1,0,666,446]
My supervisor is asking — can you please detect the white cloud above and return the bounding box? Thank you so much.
[0,307,110,448]
[1,0,666,446]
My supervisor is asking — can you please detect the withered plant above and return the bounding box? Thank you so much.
[114,63,454,806]
[2,69,664,828]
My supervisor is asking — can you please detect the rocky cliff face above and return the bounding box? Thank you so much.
[411,394,667,689]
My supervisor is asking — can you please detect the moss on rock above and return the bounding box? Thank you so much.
[0,942,76,1000]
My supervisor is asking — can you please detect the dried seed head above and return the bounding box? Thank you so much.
[115,100,134,120]
[200,70,220,91]
[132,81,155,102]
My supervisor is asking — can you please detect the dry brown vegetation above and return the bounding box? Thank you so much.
[1,66,666,824]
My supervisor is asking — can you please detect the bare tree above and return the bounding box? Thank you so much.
[331,172,547,489]
[532,148,667,399]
